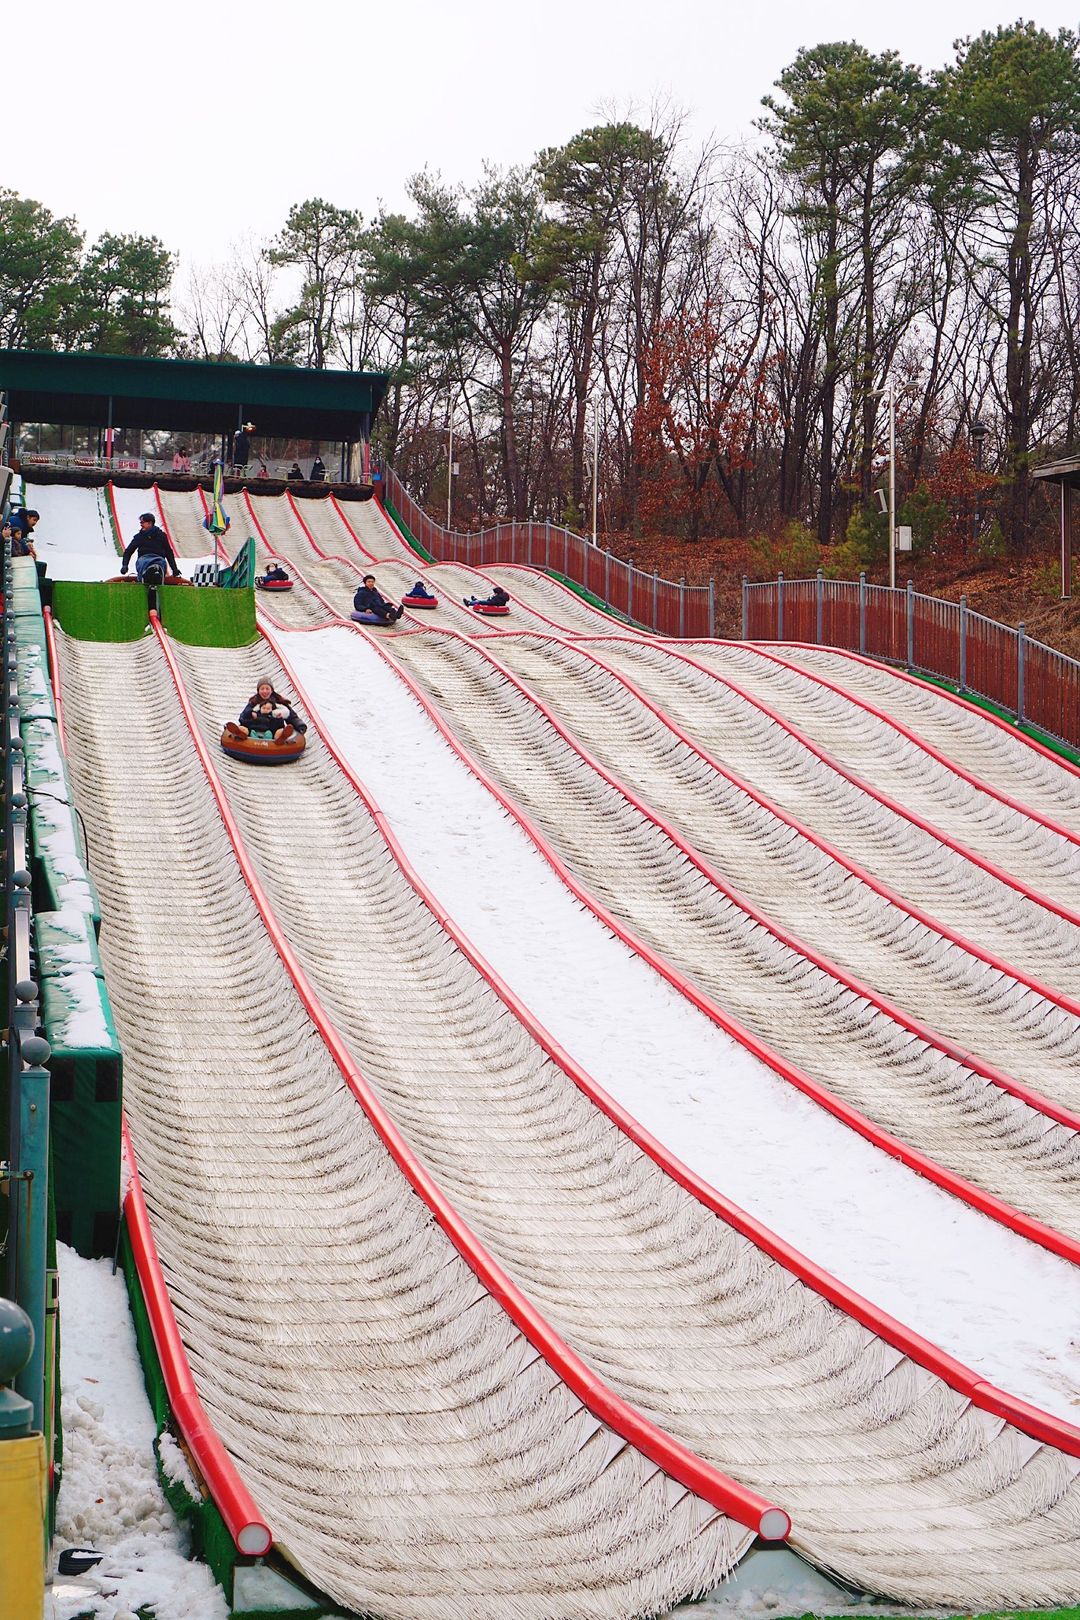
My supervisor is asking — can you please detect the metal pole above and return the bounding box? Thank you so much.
[777,571,784,641]
[741,575,748,641]
[446,412,453,531]
[815,568,824,644]
[604,548,611,605]
[679,577,686,639]
[889,385,897,591]
[709,577,716,640]
[591,406,599,546]
[859,571,866,653]
[1062,483,1073,600]
[1017,622,1026,720]
[906,577,914,669]
[653,569,659,632]
[959,595,967,692]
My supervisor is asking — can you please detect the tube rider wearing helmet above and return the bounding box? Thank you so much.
[120,514,181,585]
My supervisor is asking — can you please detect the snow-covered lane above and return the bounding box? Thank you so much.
[276,623,1080,1425]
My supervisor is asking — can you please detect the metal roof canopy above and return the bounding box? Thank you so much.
[0,349,389,440]
[1033,457,1080,598]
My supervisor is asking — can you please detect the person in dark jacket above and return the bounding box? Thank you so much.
[464,585,510,609]
[259,563,290,585]
[228,679,306,740]
[353,574,403,622]
[120,514,180,583]
[406,579,436,601]
[232,422,255,472]
[309,455,326,482]
[8,509,39,558]
[286,462,304,482]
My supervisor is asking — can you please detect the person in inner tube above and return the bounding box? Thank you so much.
[260,563,291,586]
[406,578,436,601]
[228,679,307,741]
[463,585,510,609]
[353,574,404,622]
[120,513,181,583]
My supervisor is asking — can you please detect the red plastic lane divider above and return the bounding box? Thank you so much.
[739,641,1080,847]
[495,560,648,634]
[618,636,1080,934]
[153,483,179,553]
[766,640,1080,785]
[122,1128,272,1554]
[574,639,1080,1023]
[149,613,790,1544]
[43,607,272,1558]
[104,481,125,558]
[326,491,379,561]
[446,634,1080,1132]
[260,614,1080,1460]
[291,612,1080,1270]
[42,601,66,755]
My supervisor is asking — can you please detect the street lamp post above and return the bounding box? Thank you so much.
[969,419,988,552]
[446,403,454,531]
[591,404,600,546]
[887,384,896,590]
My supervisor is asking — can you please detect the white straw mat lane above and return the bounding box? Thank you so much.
[491,635,1080,1105]
[156,488,215,558]
[689,645,1080,906]
[384,632,1080,1245]
[593,638,1080,1004]
[495,568,627,633]
[176,636,1080,1609]
[772,645,1080,831]
[56,629,749,1620]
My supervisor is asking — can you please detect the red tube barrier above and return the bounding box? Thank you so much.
[745,643,1080,847]
[42,609,272,1558]
[149,611,790,1543]
[767,641,1080,783]
[573,640,1080,1023]
[256,611,1080,1461]
[643,638,1080,933]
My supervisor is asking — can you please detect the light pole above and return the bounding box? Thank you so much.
[446,398,455,531]
[591,403,600,546]
[870,383,897,588]
[969,419,988,552]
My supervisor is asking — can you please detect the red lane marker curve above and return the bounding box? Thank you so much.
[740,642,1080,846]
[43,607,272,1557]
[763,640,1080,785]
[150,611,790,1543]
[260,616,1080,1463]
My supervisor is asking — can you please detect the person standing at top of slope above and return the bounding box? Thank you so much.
[120,513,180,584]
[232,422,255,473]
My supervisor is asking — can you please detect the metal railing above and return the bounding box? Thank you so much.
[742,571,1080,753]
[1,563,52,1439]
[381,465,715,638]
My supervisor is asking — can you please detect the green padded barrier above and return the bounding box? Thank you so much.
[16,638,56,722]
[50,580,149,642]
[40,971,121,1259]
[158,583,257,647]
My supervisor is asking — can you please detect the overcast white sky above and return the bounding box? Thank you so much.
[10,0,1080,273]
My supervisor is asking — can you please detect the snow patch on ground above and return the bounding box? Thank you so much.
[23,481,114,558]
[278,624,1080,1425]
[48,1244,227,1620]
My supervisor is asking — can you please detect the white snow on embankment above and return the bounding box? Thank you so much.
[22,481,116,562]
[48,1244,227,1620]
[278,624,1080,1425]
[22,478,213,581]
